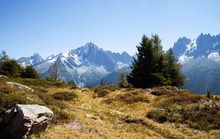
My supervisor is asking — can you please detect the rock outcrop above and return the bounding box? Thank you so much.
[3,104,53,139]
[6,82,34,92]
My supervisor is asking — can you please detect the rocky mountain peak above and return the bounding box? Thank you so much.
[18,42,132,87]
[172,33,220,64]
[18,53,44,67]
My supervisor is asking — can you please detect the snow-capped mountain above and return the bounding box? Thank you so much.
[19,42,132,87]
[172,33,220,94]
[18,53,44,67]
[173,33,220,64]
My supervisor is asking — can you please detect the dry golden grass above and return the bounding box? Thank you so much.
[0,78,219,138]
[31,86,220,139]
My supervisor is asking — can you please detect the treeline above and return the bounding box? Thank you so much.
[1,34,184,89]
[0,51,39,78]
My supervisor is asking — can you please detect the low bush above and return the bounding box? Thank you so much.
[116,91,150,104]
[95,90,109,97]
[35,91,72,123]
[0,91,31,122]
[36,91,65,108]
[92,85,119,97]
[151,91,165,96]
[0,86,12,94]
[146,95,220,130]
[50,106,72,124]
[104,91,150,104]
[68,80,78,90]
[52,91,77,101]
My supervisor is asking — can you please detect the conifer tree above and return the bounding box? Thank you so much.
[68,80,77,89]
[0,50,9,68]
[53,61,59,80]
[128,35,158,88]
[22,65,40,79]
[47,61,60,81]
[118,72,130,88]
[127,35,185,88]
[0,59,23,77]
[165,48,185,87]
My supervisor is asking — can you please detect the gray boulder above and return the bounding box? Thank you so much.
[6,82,34,92]
[3,104,53,139]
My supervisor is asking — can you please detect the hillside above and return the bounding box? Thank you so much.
[0,77,220,138]
[182,57,220,94]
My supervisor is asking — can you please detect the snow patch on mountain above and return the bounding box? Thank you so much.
[172,34,220,63]
[208,52,220,62]
[47,58,57,64]
[73,54,81,65]
[117,62,129,69]
[61,53,69,61]
[186,39,197,53]
[46,55,56,61]
[178,55,193,64]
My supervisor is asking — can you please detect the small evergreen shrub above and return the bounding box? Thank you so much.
[206,90,213,99]
[0,91,31,122]
[151,91,165,96]
[52,91,77,101]
[68,80,78,89]
[95,90,109,97]
[115,91,150,104]
[92,85,119,97]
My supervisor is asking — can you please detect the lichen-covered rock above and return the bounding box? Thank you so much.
[3,104,53,139]
[6,82,34,92]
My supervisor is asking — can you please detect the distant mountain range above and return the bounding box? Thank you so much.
[172,33,220,94]
[16,33,220,94]
[18,42,132,87]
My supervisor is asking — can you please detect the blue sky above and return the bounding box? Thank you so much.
[0,0,220,59]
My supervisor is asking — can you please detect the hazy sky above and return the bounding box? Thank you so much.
[0,0,220,59]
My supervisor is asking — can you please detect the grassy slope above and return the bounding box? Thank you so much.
[0,78,220,139]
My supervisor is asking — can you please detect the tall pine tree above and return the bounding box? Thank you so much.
[165,48,185,87]
[22,65,40,79]
[127,35,185,88]
[127,35,155,88]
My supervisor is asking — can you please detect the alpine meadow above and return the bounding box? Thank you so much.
[0,1,220,139]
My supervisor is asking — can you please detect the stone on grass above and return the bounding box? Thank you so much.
[3,104,53,139]
[6,82,34,92]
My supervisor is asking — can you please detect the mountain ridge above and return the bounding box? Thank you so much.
[172,33,220,64]
[172,33,220,94]
[16,33,220,94]
[17,42,132,87]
